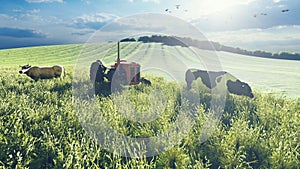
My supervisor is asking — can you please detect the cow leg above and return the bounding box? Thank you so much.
[186,80,192,90]
[185,69,195,90]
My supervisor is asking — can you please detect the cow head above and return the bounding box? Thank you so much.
[226,79,254,98]
[19,64,31,74]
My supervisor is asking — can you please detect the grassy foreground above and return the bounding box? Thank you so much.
[0,44,299,168]
[0,65,299,168]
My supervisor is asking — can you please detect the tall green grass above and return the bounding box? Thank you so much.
[0,65,299,168]
[0,44,299,168]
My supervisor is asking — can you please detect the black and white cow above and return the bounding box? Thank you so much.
[185,69,254,98]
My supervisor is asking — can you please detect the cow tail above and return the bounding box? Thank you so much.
[59,65,65,78]
[62,66,66,78]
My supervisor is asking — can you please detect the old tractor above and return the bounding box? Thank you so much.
[90,41,151,94]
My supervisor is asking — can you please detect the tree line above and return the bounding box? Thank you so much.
[120,35,300,60]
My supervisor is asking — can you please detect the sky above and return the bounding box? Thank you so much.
[0,0,300,52]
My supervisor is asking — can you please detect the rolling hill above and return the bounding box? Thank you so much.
[1,42,299,98]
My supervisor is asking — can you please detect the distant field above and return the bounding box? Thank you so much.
[0,44,82,67]
[0,42,299,98]
[218,51,300,98]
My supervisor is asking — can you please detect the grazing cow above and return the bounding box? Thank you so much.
[19,65,64,81]
[185,69,254,98]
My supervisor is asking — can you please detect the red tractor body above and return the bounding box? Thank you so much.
[91,41,150,93]
[107,41,141,85]
[111,60,141,85]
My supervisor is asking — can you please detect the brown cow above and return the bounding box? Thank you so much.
[19,65,64,81]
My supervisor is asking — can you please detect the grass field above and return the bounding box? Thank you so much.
[1,42,299,97]
[0,43,299,168]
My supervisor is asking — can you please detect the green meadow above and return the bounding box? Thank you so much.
[0,43,299,168]
[1,42,299,97]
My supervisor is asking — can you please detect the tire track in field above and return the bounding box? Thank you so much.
[134,43,186,81]
[77,43,126,67]
[161,45,187,81]
[174,47,220,70]
[138,43,155,66]
[78,42,137,66]
[1,45,83,66]
[99,42,138,65]
[121,43,153,63]
[31,45,81,63]
[130,43,160,67]
[120,42,144,61]
[173,46,201,65]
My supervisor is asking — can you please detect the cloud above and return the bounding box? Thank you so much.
[127,0,160,3]
[0,14,13,20]
[87,14,206,43]
[25,0,64,3]
[70,13,119,30]
[181,0,257,18]
[273,0,281,3]
[81,0,91,4]
[28,9,41,14]
[0,27,46,38]
[13,9,23,13]
[142,0,160,3]
[189,0,300,32]
[0,10,84,49]
[206,25,300,52]
[71,30,95,36]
